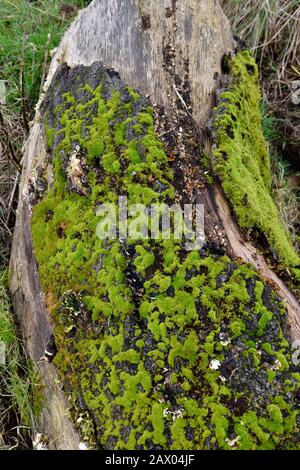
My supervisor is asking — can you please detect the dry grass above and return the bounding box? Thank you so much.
[221,0,300,158]
[0,106,24,268]
[271,156,300,251]
[0,270,33,449]
[221,0,300,83]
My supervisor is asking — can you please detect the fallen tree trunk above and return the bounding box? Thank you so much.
[10,0,300,450]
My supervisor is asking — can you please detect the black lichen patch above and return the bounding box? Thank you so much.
[141,15,151,30]
[28,174,48,206]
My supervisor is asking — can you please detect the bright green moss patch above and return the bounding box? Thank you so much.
[31,62,300,450]
[212,50,300,278]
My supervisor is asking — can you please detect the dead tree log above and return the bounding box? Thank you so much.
[10,0,300,450]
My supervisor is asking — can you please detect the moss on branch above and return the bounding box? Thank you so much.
[212,50,300,280]
[31,60,300,450]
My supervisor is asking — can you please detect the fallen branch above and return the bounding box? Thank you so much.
[5,172,20,226]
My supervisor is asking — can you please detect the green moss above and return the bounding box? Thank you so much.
[170,419,191,450]
[152,403,167,445]
[257,309,273,336]
[211,403,229,447]
[31,63,299,450]
[134,246,155,273]
[168,331,199,367]
[212,50,300,276]
[229,319,246,337]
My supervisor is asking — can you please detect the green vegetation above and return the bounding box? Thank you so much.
[31,61,300,449]
[221,0,300,259]
[0,270,41,445]
[260,102,300,254]
[212,50,300,278]
[0,0,298,451]
[260,101,283,145]
[0,0,89,114]
[220,0,300,87]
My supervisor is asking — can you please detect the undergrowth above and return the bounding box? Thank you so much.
[261,96,300,254]
[220,0,300,91]
[212,51,300,279]
[221,0,300,254]
[0,270,36,449]
[0,0,90,115]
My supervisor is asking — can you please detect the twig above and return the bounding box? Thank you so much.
[20,34,29,135]
[0,109,21,172]
[172,84,202,129]
[5,172,20,225]
[0,217,12,236]
[39,33,51,97]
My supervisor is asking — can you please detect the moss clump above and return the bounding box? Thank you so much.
[212,50,300,279]
[31,62,299,449]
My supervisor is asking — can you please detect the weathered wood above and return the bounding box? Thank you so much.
[46,0,233,127]
[214,183,300,339]
[10,126,81,449]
